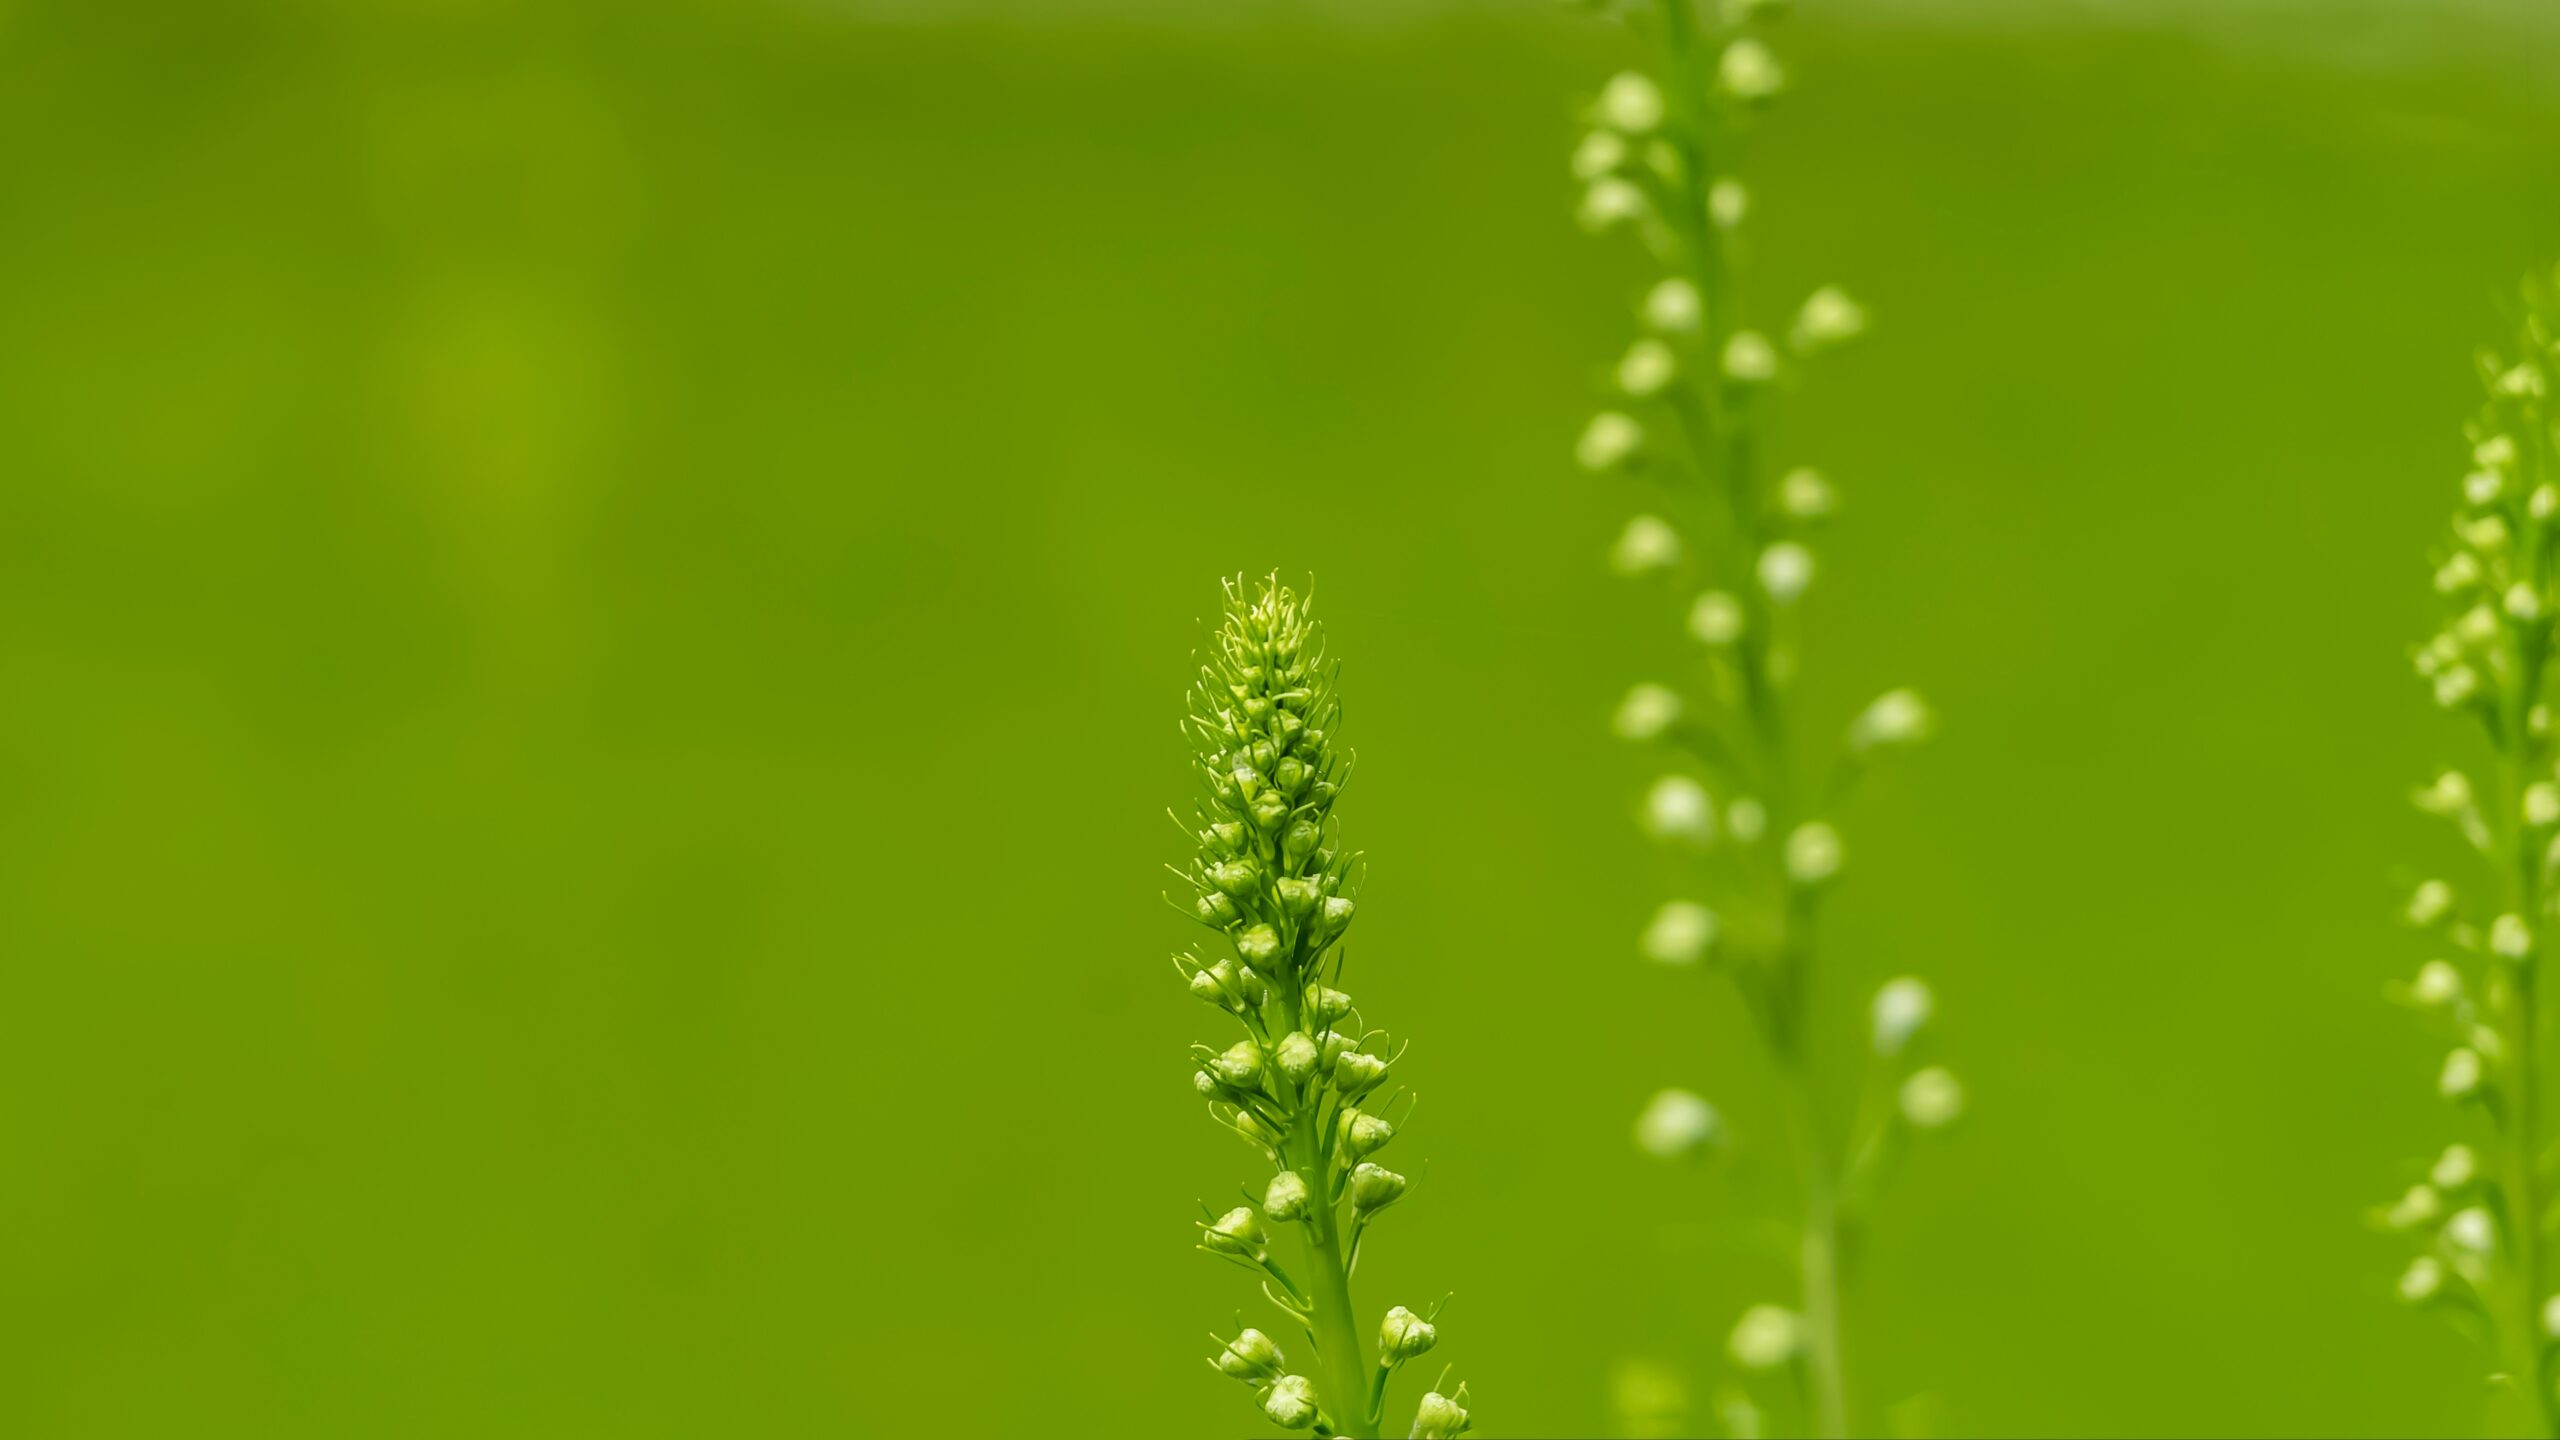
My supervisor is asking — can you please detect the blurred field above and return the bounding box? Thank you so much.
[0,0,2556,1434]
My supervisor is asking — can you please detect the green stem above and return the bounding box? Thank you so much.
[2495,741,2555,1438]
[1291,1114,1377,1438]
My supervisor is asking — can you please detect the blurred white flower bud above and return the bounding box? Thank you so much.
[1725,796,1767,843]
[1850,688,1933,752]
[2532,784,2560,827]
[2408,879,2455,926]
[2412,958,2464,1007]
[1785,821,1841,885]
[2498,364,2545,398]
[2436,552,2483,593]
[1612,514,1683,575]
[2432,1143,2480,1190]
[2464,516,2512,553]
[1717,38,1784,100]
[2467,468,2505,506]
[2543,1293,2560,1338]
[1644,775,1717,844]
[1722,330,1777,383]
[1644,277,1703,334]
[2386,1182,2442,1230]
[1641,899,1718,965]
[1688,590,1745,645]
[1599,70,1666,133]
[1778,466,1835,520]
[1572,129,1628,180]
[1708,178,1748,228]
[1899,1066,1964,1127]
[1614,682,1684,741]
[1758,541,1814,603]
[2494,912,2535,961]
[2535,485,2559,521]
[2413,770,2473,816]
[1871,976,1934,1055]
[1619,338,1679,397]
[1580,177,1650,233]
[1726,1304,1802,1369]
[2447,1205,2496,1255]
[2441,1045,2485,1099]
[1379,1305,1439,1364]
[1578,411,1644,472]
[2399,1255,2447,1302]
[2510,583,2547,621]
[2479,435,2519,469]
[1635,1087,1721,1157]
[1789,285,1867,353]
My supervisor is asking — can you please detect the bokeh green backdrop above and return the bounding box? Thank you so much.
[3,0,2558,1433]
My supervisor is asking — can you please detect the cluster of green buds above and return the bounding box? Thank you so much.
[2387,270,2560,1435]
[1175,575,1470,1440]
[1568,4,1953,1432]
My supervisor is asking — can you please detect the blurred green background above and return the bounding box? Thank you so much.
[3,0,2558,1433]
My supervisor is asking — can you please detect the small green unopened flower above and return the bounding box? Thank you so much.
[2413,770,2474,816]
[1306,984,1354,1025]
[1572,129,1628,180]
[1849,688,1933,752]
[1210,1039,1265,1088]
[1190,957,1249,1011]
[1349,1161,1408,1212]
[1727,1304,1803,1370]
[2441,1046,2486,1099]
[2464,516,2513,555]
[1599,70,1665,132]
[1333,1049,1389,1096]
[1260,1374,1320,1430]
[1579,410,1644,472]
[2458,603,2500,645]
[1871,976,1933,1056]
[1641,899,1718,966]
[1619,338,1678,397]
[2528,783,2560,827]
[1722,331,1777,383]
[1785,821,1842,885]
[2400,1255,2447,1303]
[2542,1293,2560,1338]
[1413,1385,1473,1438]
[2535,484,2559,520]
[1708,177,1748,228]
[2508,583,2546,622]
[1645,277,1703,334]
[1204,1206,1267,1259]
[1213,1327,1286,1384]
[1716,37,1784,100]
[2436,552,2484,593]
[1580,177,1650,233]
[2492,913,2534,962]
[1789,285,1867,353]
[1635,1087,1722,1157]
[1265,1169,1315,1223]
[1319,894,1356,935]
[2466,469,2504,506]
[1236,924,1283,968]
[1899,1066,1964,1128]
[1276,1031,1321,1085]
[2432,1143,2480,1191]
[2408,879,2456,926]
[2412,959,2464,1007]
[1340,1107,1397,1158]
[1778,466,1835,520]
[1645,775,1717,844]
[1614,683,1683,741]
[2437,667,2481,708]
[2447,1205,2497,1256]
[1611,515,1683,575]
[1688,590,1745,645]
[2497,363,2546,398]
[1757,541,1813,604]
[1380,1305,1439,1364]
[2386,1182,2443,1230]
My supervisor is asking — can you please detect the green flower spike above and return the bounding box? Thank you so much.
[1170,574,1473,1438]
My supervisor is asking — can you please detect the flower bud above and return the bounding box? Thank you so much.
[1203,1206,1267,1259]
[1190,958,1247,1010]
[1305,984,1354,1025]
[1899,1066,1964,1128]
[1688,590,1745,645]
[1614,682,1683,741]
[2529,784,2560,827]
[1212,1327,1285,1383]
[1636,1087,1721,1157]
[2408,879,2455,926]
[2436,552,2484,593]
[1339,1107,1396,1158]
[2447,1205,2496,1256]
[1598,70,1665,133]
[1282,817,1323,863]
[1572,130,1627,181]
[1722,330,1778,383]
[1210,1039,1265,1088]
[2433,1143,2480,1190]
[1249,788,1292,832]
[1619,338,1678,398]
[1727,1304,1802,1370]
[1578,411,1644,472]
[1785,821,1842,886]
[1778,466,1835,520]
[1379,1305,1439,1363]
[1641,899,1718,965]
[1274,876,1321,918]
[1413,1386,1473,1439]
[1789,285,1867,353]
[1333,1049,1389,1096]
[1276,1031,1322,1086]
[1644,775,1717,845]
[1579,177,1649,233]
[1319,895,1356,935]
[1211,858,1260,897]
[2494,912,2535,962]
[1871,976,1933,1056]
[1349,1161,1408,1212]
[1264,1169,1314,1223]
[2441,1046,2485,1099]
[1757,541,1813,603]
[2386,1182,2442,1230]
[1644,277,1703,334]
[1708,178,1748,228]
[1196,890,1240,926]
[2399,1255,2446,1303]
[1726,796,1767,843]
[1260,1374,1319,1430]
[1850,689,1933,752]
[1611,514,1682,575]
[1237,924,1283,968]
[2412,959,2464,1007]
[1717,37,1784,99]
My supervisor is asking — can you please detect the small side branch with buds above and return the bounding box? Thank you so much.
[1173,576,1472,1440]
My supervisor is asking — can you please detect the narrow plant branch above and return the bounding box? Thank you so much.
[1570,3,1954,1434]
[1176,574,1473,1440]
[2391,267,2560,1439]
